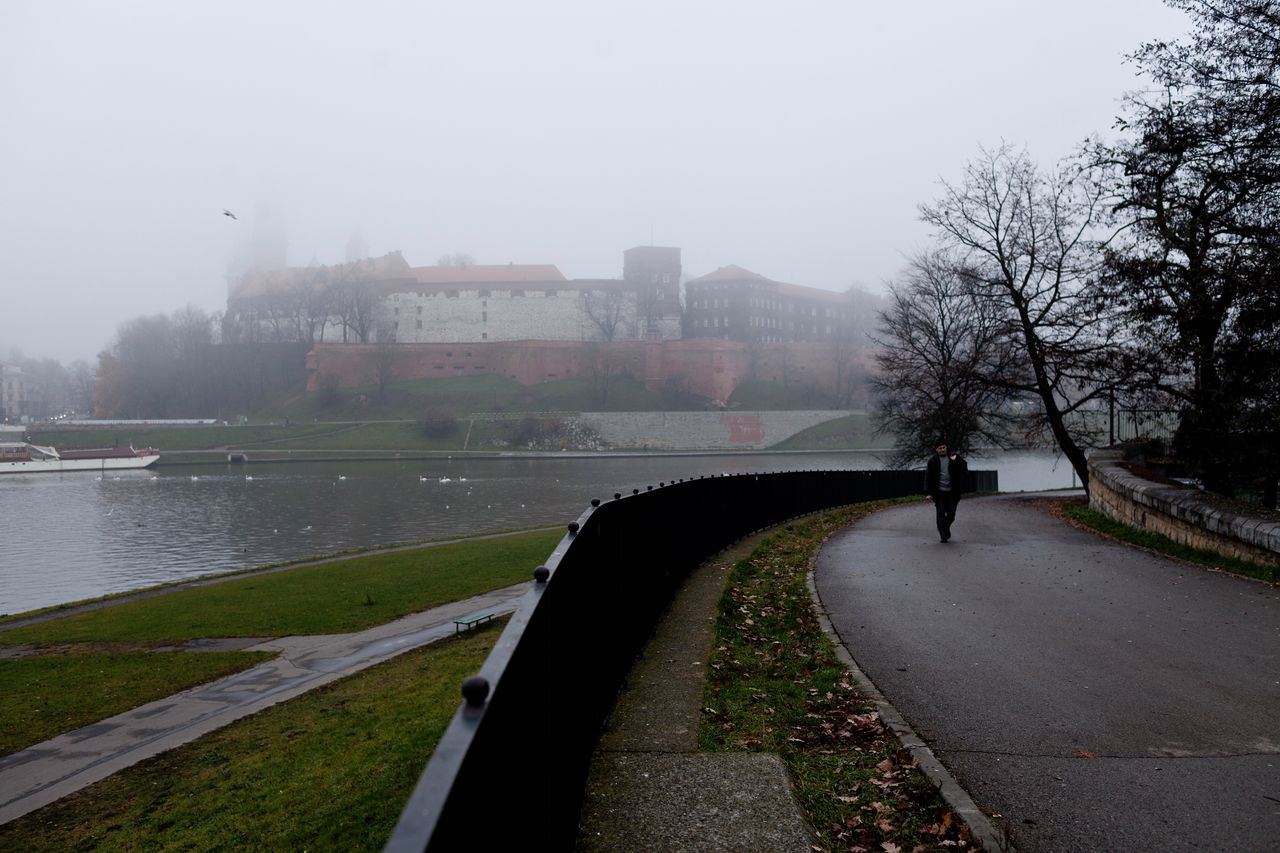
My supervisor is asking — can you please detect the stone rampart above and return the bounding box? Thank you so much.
[1088,449,1280,567]
[307,339,873,405]
[577,410,854,450]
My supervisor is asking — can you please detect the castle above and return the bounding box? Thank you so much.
[226,246,876,405]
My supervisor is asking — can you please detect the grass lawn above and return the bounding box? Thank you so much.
[727,378,842,411]
[702,501,975,851]
[0,529,563,645]
[1060,500,1279,584]
[0,651,272,756]
[769,412,882,450]
[0,624,501,852]
[273,372,704,422]
[246,421,447,451]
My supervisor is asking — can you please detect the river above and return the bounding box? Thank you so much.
[0,450,1080,616]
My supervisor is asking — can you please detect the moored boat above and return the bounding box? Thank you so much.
[0,442,161,474]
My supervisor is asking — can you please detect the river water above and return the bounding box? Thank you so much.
[0,450,1079,616]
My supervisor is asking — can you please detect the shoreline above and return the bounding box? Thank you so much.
[154,446,898,466]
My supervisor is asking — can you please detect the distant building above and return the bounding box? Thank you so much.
[684,265,858,344]
[622,246,683,339]
[226,247,685,346]
[0,364,30,421]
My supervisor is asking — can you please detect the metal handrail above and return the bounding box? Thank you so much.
[385,468,998,852]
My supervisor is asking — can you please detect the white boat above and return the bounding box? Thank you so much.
[0,442,161,474]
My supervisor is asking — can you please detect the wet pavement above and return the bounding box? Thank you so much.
[814,494,1280,852]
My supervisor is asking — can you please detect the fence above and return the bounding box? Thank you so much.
[1111,409,1181,445]
[385,467,998,852]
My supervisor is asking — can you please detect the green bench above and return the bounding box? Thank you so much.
[453,611,495,634]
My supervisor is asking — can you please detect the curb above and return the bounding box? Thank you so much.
[806,565,1012,852]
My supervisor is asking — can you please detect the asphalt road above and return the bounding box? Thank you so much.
[814,495,1280,852]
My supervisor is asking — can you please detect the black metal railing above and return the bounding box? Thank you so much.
[1111,408,1181,444]
[385,468,998,852]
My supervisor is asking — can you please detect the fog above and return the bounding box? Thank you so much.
[1,0,1189,363]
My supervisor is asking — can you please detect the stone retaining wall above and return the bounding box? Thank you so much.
[1088,449,1280,567]
[578,410,855,451]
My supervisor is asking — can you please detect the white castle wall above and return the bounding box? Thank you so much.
[378,288,649,344]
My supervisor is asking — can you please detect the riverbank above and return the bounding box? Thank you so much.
[0,507,980,851]
[27,410,878,457]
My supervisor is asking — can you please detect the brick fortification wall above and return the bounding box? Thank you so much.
[1088,449,1280,567]
[306,339,869,404]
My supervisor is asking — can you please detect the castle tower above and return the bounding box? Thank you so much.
[346,230,369,262]
[623,246,682,338]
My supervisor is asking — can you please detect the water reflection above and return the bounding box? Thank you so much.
[0,450,1075,615]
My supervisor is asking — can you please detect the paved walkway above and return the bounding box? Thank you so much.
[0,583,526,825]
[577,534,816,852]
[814,495,1280,852]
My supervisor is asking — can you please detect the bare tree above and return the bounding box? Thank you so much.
[872,251,1020,464]
[920,143,1128,487]
[67,359,95,413]
[579,288,627,341]
[328,259,380,343]
[369,338,397,397]
[436,252,475,268]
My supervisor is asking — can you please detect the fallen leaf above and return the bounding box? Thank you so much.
[1072,749,1102,759]
[881,843,902,853]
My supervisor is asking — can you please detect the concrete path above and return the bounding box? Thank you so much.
[0,583,526,825]
[814,495,1280,852]
[577,534,816,852]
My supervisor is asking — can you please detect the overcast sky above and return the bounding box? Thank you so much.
[1,0,1190,363]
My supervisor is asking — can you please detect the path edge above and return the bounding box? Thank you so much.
[806,547,1012,853]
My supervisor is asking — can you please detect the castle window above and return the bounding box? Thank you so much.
[482,311,488,322]
[417,306,422,315]
[482,332,488,340]
[417,320,422,329]
[394,307,400,316]
[544,290,556,297]
[479,289,491,297]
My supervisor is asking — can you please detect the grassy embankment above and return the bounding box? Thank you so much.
[0,501,977,851]
[1060,499,1280,584]
[701,502,976,851]
[0,529,563,755]
[0,624,503,852]
[31,374,878,458]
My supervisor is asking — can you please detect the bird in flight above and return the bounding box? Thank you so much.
[222,209,238,220]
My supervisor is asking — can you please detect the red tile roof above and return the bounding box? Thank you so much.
[686,264,774,284]
[405,264,566,284]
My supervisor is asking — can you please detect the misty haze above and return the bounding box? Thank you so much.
[3,2,1278,852]
[3,1,1187,373]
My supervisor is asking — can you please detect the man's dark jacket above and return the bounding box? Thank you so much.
[924,454,969,498]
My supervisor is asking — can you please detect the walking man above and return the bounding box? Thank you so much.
[925,440,968,542]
